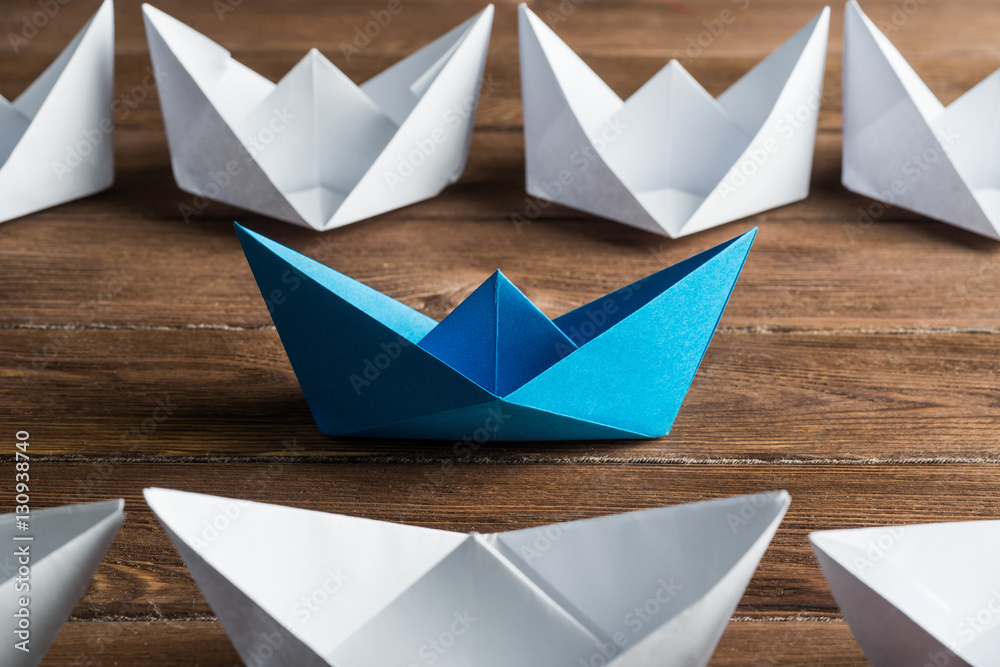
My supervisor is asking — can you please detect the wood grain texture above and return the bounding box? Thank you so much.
[3,0,1000,663]
[4,329,1000,459]
[20,462,1000,619]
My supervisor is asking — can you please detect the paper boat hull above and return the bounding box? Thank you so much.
[812,521,1000,667]
[0,0,114,224]
[0,499,124,666]
[145,488,790,666]
[235,224,756,441]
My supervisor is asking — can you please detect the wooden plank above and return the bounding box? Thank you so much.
[3,193,1000,331]
[3,330,998,459]
[2,127,1000,330]
[41,618,869,666]
[6,0,1000,59]
[13,462,999,618]
[5,0,1000,663]
[1,8,999,332]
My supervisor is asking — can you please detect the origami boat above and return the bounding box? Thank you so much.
[0,0,114,224]
[235,223,755,440]
[0,499,124,666]
[518,4,829,238]
[146,488,790,667]
[843,1,1000,240]
[142,4,494,230]
[811,521,1000,666]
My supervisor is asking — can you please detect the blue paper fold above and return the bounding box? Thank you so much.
[235,223,756,440]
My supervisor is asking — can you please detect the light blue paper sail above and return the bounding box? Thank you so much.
[235,223,756,440]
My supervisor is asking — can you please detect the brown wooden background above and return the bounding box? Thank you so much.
[2,0,1000,663]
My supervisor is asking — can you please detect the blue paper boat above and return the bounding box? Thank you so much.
[235,224,756,440]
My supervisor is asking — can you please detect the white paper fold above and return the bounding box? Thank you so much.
[0,0,114,224]
[142,4,494,230]
[145,488,790,666]
[812,521,1000,666]
[0,499,125,666]
[843,0,1000,240]
[518,4,829,238]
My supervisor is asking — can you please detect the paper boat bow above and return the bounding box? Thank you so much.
[142,4,493,230]
[843,1,1000,239]
[0,0,114,224]
[146,488,789,667]
[518,4,829,238]
[235,224,755,440]
[812,521,1000,667]
[1,499,124,666]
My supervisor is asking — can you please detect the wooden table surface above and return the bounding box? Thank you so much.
[3,0,999,663]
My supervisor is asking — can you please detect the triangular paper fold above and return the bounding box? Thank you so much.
[146,488,790,666]
[811,521,1000,666]
[143,4,494,230]
[235,223,756,440]
[0,0,115,224]
[519,4,829,238]
[842,1,1000,239]
[0,499,125,666]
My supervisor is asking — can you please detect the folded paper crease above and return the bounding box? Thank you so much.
[842,0,1000,239]
[0,0,114,224]
[146,488,790,666]
[143,4,494,230]
[812,521,1000,666]
[0,499,125,666]
[235,223,756,440]
[519,4,829,238]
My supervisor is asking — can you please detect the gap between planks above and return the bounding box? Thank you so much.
[61,613,848,623]
[16,454,1000,465]
[4,322,1000,335]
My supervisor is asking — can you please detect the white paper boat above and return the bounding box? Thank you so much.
[142,4,493,230]
[843,1,1000,240]
[145,488,790,666]
[518,4,829,238]
[0,499,125,666]
[0,0,114,224]
[811,521,1000,666]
